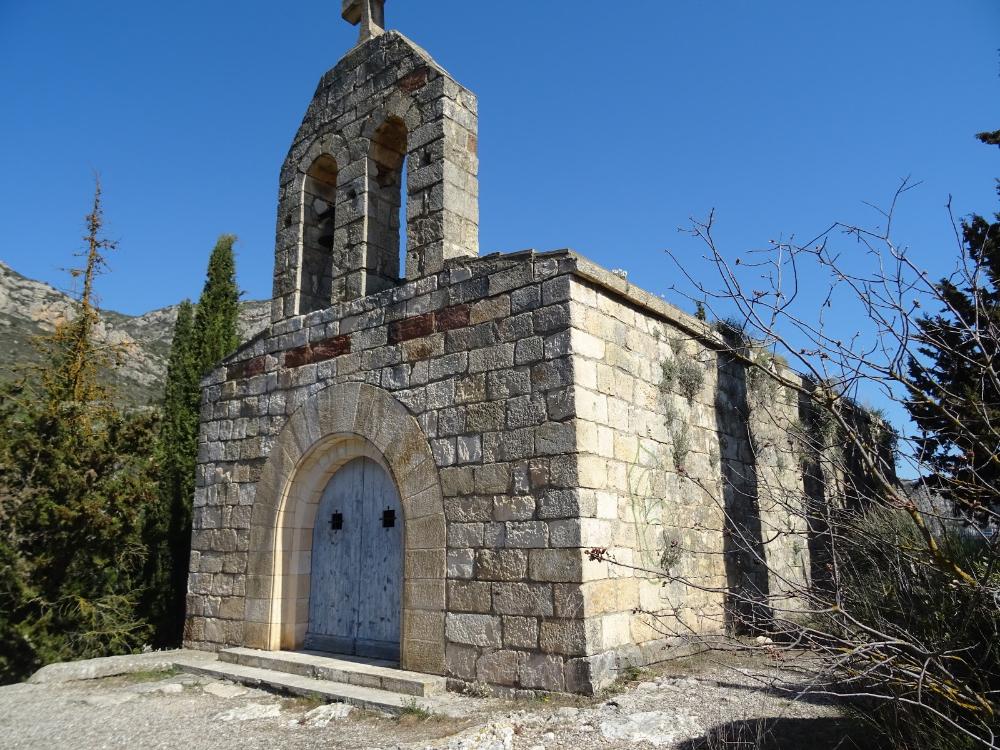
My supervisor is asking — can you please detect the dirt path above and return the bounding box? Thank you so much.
[0,654,868,749]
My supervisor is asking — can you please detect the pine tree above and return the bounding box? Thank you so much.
[0,179,159,682]
[43,178,117,413]
[906,129,1000,512]
[193,234,240,372]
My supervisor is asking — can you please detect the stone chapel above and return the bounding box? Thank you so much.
[184,0,813,696]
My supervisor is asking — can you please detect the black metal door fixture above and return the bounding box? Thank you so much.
[382,508,396,528]
[330,511,343,531]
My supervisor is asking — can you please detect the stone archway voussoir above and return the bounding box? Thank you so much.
[244,380,445,668]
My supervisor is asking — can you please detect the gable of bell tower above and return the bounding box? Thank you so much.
[270,13,479,323]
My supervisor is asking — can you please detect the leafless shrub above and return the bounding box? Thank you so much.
[592,176,1000,748]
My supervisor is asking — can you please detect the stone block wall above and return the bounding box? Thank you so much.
[185,248,815,694]
[188,251,587,687]
[557,261,814,688]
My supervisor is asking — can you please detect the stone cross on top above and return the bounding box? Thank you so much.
[342,0,386,44]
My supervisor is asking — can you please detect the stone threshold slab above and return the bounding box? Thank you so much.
[218,647,446,697]
[29,649,217,685]
[178,659,442,715]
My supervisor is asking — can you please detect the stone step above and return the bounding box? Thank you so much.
[217,647,446,697]
[176,659,440,715]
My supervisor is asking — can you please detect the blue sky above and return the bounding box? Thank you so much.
[1,1,997,426]
[1,0,995,312]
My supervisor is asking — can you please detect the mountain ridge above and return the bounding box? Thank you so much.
[0,260,270,406]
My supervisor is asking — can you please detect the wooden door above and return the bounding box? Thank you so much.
[304,457,402,660]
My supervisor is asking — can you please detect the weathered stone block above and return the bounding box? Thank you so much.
[504,520,548,548]
[475,549,528,581]
[466,401,504,432]
[539,618,592,656]
[505,394,547,429]
[474,463,510,494]
[455,373,486,403]
[439,466,474,497]
[493,495,535,521]
[445,613,501,648]
[446,643,478,681]
[447,548,474,579]
[444,494,493,522]
[456,435,482,463]
[535,421,576,455]
[406,549,446,579]
[404,610,445,642]
[448,580,492,613]
[405,639,446,676]
[503,615,539,649]
[529,549,583,582]
[468,343,515,373]
[518,653,565,692]
[470,295,510,325]
[405,579,446,611]
[492,582,553,616]
[476,650,519,686]
[447,522,484,548]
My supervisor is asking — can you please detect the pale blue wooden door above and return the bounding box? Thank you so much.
[305,457,402,660]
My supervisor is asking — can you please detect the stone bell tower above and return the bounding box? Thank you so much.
[270,0,480,322]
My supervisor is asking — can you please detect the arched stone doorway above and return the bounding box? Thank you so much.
[243,382,446,674]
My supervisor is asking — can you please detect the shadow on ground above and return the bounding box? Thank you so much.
[679,716,882,750]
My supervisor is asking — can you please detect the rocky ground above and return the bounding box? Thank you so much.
[0,652,874,749]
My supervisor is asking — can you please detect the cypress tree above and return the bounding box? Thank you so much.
[146,300,199,645]
[193,234,241,372]
[150,235,241,645]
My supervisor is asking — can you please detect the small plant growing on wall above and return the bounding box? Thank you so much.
[660,352,706,403]
[659,529,685,574]
[671,426,691,471]
[747,349,781,406]
[676,357,705,402]
[659,358,677,394]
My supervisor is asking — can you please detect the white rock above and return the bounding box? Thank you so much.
[151,682,183,694]
[443,722,514,750]
[302,703,353,727]
[599,711,703,747]
[202,682,248,699]
[130,680,184,695]
[81,692,137,707]
[213,702,282,722]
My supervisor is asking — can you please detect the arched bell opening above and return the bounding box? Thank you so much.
[366,115,408,292]
[299,154,339,314]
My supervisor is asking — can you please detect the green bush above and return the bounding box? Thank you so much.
[831,507,1000,750]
